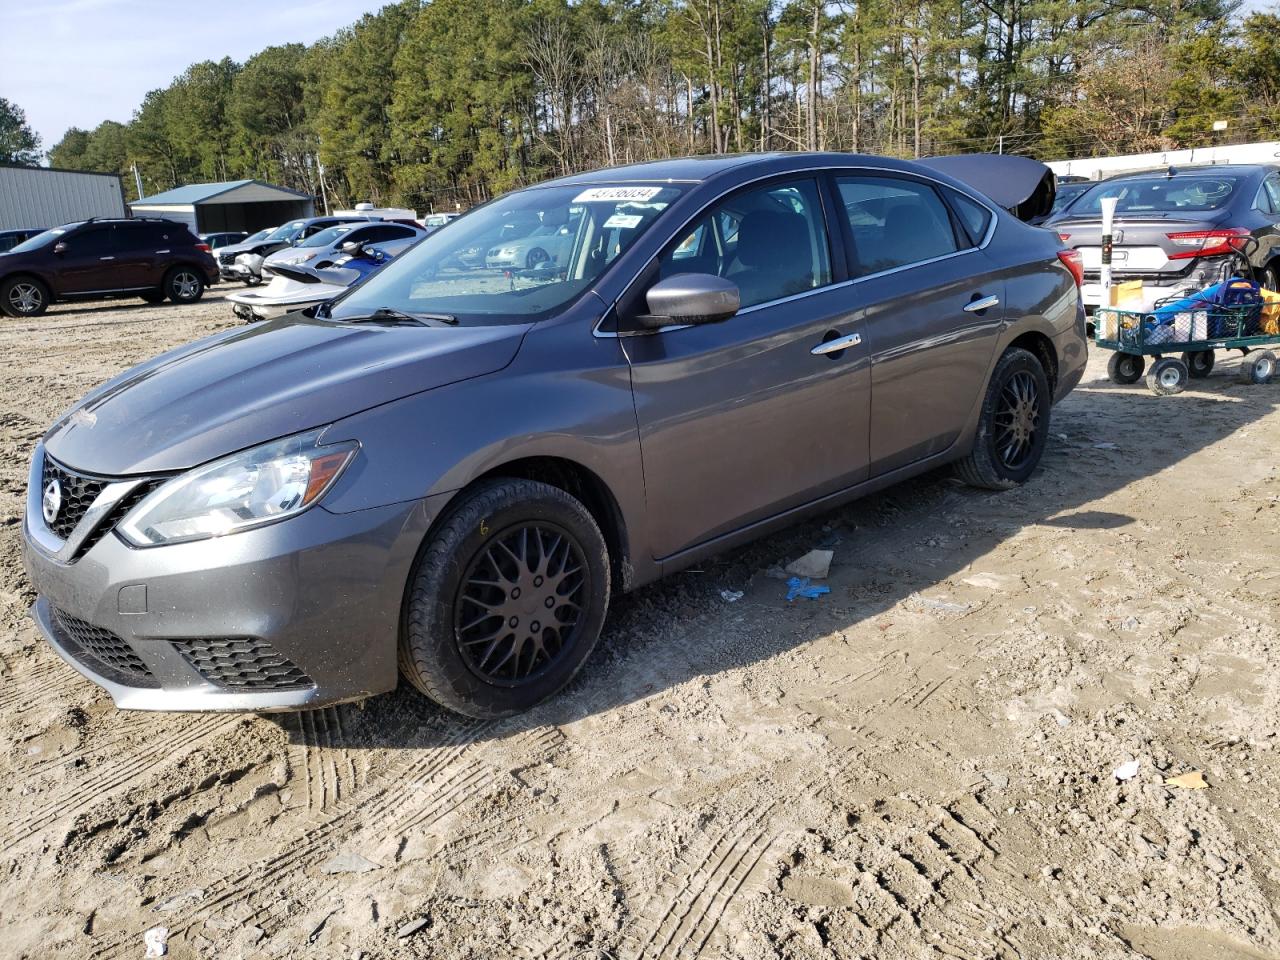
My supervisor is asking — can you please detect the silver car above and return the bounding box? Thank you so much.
[263,221,425,273]
[22,152,1084,718]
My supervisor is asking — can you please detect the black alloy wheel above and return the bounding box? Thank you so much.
[400,478,611,718]
[454,522,587,686]
[955,347,1051,490]
[992,369,1042,472]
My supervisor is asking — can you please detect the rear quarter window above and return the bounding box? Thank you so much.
[945,190,993,246]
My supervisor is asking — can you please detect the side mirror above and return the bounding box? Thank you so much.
[53,241,67,254]
[340,240,360,253]
[635,273,740,330]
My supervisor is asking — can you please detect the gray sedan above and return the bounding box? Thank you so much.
[22,152,1086,718]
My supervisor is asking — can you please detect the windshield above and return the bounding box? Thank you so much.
[265,221,306,242]
[1050,182,1090,214]
[246,228,272,242]
[1071,176,1239,216]
[330,183,685,325]
[9,225,71,254]
[298,224,355,248]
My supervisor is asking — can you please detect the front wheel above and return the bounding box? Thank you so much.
[166,267,205,304]
[1,276,50,318]
[399,479,611,718]
[1147,356,1189,395]
[955,347,1051,490]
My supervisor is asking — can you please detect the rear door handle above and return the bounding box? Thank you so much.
[811,332,862,356]
[963,295,999,313]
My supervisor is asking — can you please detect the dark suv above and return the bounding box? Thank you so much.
[0,218,219,317]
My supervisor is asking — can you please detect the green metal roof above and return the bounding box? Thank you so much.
[130,179,310,206]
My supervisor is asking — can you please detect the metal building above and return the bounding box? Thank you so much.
[0,164,127,230]
[128,180,315,234]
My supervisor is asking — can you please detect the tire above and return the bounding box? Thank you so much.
[1182,349,1215,379]
[1,276,50,318]
[1239,349,1277,385]
[1107,352,1145,384]
[1260,264,1279,293]
[525,247,549,269]
[165,267,205,304]
[140,290,166,304]
[399,478,611,718]
[1146,356,1189,395]
[955,347,1051,490]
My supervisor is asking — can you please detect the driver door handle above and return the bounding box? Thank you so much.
[811,332,862,355]
[963,294,999,313]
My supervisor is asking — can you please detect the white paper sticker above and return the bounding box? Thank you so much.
[603,213,644,229]
[573,186,663,203]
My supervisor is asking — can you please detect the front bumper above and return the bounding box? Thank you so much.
[226,291,325,322]
[22,447,437,711]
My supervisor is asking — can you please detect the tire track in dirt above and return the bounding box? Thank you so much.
[290,707,362,814]
[0,716,239,854]
[0,657,84,714]
[89,723,567,958]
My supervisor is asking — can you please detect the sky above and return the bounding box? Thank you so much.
[0,0,393,154]
[2,0,1274,155]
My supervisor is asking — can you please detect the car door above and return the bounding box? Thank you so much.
[111,221,171,289]
[54,225,119,294]
[621,176,871,560]
[831,174,1005,476]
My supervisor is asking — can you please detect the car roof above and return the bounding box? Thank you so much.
[534,151,946,188]
[1105,164,1275,180]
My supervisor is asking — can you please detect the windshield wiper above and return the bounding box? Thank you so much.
[338,307,458,327]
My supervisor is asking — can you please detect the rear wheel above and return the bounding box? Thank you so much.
[1260,264,1279,292]
[399,479,611,718]
[1146,356,1189,395]
[1107,352,1145,384]
[956,347,1051,490]
[166,267,204,304]
[1,276,50,318]
[1239,349,1276,385]
[1182,350,1215,379]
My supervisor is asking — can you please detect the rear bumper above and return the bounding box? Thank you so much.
[22,485,437,712]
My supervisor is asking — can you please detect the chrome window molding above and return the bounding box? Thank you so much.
[593,162,999,339]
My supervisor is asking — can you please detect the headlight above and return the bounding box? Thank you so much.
[118,431,357,547]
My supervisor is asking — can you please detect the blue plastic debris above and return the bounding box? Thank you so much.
[786,576,830,602]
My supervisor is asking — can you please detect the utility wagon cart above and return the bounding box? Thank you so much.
[1094,238,1280,395]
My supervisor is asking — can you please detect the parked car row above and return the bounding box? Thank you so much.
[0,218,219,317]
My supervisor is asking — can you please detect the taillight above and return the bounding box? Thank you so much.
[1057,232,1071,243]
[1058,249,1084,287]
[195,243,211,252]
[1165,227,1249,260]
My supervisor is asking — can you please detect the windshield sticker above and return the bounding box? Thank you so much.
[573,186,663,204]
[602,213,644,229]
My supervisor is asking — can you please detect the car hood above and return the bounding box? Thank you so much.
[44,316,530,475]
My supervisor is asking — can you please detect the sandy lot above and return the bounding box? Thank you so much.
[1,288,1278,960]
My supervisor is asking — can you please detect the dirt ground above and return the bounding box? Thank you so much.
[1,286,1279,960]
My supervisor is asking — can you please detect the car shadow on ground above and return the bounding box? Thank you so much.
[264,368,1278,752]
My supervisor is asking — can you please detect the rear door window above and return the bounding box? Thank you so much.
[835,176,960,276]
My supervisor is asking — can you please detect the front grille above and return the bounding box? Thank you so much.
[219,251,237,265]
[176,638,314,690]
[41,456,107,539]
[49,607,158,686]
[74,480,162,558]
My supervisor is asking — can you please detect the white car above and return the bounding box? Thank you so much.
[263,221,425,273]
